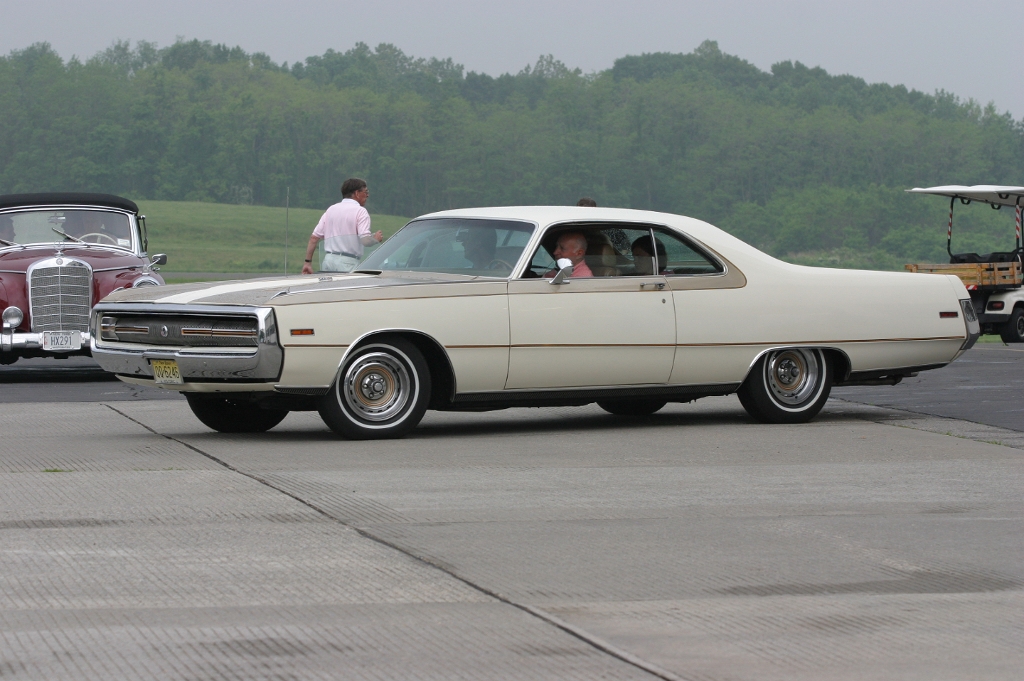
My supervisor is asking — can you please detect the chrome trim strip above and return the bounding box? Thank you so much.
[180,327,258,337]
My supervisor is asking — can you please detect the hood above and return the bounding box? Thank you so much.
[101,270,488,307]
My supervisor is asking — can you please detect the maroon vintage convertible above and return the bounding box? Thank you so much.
[0,193,166,363]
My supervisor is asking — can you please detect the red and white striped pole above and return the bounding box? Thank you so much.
[1016,204,1021,249]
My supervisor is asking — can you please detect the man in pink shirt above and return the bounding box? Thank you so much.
[545,232,593,278]
[302,178,383,274]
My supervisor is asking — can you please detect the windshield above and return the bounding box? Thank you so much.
[0,209,134,249]
[361,218,535,276]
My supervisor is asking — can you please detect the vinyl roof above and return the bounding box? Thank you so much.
[0,193,139,213]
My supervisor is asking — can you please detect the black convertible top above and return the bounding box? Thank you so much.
[0,192,139,213]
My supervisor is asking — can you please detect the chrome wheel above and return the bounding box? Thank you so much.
[319,337,432,439]
[737,348,832,424]
[766,349,820,406]
[342,351,412,422]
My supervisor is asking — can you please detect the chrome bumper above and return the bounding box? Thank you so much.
[1,329,90,353]
[960,298,981,353]
[90,304,283,382]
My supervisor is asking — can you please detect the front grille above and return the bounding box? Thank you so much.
[29,262,92,332]
[101,315,259,347]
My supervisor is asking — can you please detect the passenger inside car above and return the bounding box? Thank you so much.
[545,232,593,278]
[631,235,667,275]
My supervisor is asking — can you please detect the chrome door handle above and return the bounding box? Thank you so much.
[640,282,666,290]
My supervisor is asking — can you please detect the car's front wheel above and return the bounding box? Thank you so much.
[597,399,667,416]
[318,337,431,440]
[999,307,1024,343]
[185,394,289,433]
[737,348,832,424]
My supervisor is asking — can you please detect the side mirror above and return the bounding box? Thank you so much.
[549,258,574,285]
[150,254,168,266]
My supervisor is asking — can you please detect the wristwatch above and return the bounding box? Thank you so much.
[304,259,311,263]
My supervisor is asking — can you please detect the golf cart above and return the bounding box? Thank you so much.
[905,185,1024,342]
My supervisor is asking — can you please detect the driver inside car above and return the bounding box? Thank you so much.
[461,227,506,270]
[61,211,123,244]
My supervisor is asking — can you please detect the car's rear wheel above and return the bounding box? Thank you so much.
[318,337,431,440]
[737,348,832,424]
[999,307,1024,343]
[597,399,667,416]
[185,393,289,433]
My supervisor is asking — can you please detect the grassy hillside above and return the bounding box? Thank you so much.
[136,200,408,278]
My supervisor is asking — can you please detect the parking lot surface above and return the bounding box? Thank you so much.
[1,348,1022,680]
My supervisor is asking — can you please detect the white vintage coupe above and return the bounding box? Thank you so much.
[90,207,979,438]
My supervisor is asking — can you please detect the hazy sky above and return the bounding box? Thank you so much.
[5,0,1022,118]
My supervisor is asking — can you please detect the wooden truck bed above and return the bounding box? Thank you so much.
[905,261,1022,289]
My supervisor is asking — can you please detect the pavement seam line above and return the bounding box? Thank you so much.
[101,403,687,681]
[832,397,1024,450]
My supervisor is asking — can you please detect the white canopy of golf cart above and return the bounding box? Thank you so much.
[908,185,1024,207]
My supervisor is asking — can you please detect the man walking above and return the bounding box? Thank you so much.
[302,178,383,274]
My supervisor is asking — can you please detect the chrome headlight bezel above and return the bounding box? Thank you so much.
[2,306,23,330]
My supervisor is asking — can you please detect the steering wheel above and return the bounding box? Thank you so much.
[79,232,119,245]
[486,259,514,272]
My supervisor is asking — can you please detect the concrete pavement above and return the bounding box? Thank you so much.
[1,393,1021,679]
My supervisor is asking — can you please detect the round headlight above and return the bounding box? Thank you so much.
[132,276,161,287]
[2,306,23,328]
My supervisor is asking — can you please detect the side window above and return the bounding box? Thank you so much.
[523,242,557,277]
[652,229,723,275]
[521,224,656,278]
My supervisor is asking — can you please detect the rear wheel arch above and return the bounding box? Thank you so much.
[740,346,845,385]
[823,348,851,383]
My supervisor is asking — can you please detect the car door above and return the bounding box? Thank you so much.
[652,226,751,385]
[505,223,676,389]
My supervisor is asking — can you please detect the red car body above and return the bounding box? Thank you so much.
[0,193,165,363]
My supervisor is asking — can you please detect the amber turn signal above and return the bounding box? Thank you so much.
[290,329,315,336]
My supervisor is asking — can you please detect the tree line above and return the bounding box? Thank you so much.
[1,38,1022,266]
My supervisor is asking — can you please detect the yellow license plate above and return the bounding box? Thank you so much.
[151,359,183,385]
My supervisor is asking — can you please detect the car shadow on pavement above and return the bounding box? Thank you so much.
[0,359,118,383]
[173,398,888,443]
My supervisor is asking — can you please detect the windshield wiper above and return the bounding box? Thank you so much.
[0,238,14,246]
[51,227,84,243]
[352,269,382,275]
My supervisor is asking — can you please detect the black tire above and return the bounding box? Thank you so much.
[185,393,289,433]
[597,399,667,416]
[999,307,1024,343]
[737,348,832,424]
[318,336,431,440]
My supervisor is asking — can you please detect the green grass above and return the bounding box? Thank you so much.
[976,334,1008,344]
[136,200,409,278]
